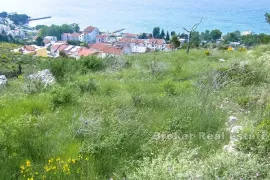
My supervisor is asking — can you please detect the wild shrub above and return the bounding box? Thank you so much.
[163,81,177,96]
[49,59,67,82]
[78,79,97,94]
[238,119,270,157]
[80,56,104,73]
[127,148,269,180]
[50,86,75,108]
[24,78,46,94]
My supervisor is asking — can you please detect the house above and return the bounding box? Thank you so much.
[78,48,98,57]
[84,26,99,44]
[132,46,147,53]
[61,33,81,41]
[79,34,85,42]
[0,24,10,34]
[164,44,172,51]
[7,29,26,38]
[122,33,139,39]
[13,45,48,57]
[44,36,57,42]
[96,34,108,43]
[35,48,48,57]
[90,43,125,58]
[230,42,241,47]
[146,39,166,51]
[50,43,69,57]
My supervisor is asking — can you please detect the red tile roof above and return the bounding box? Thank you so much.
[90,43,111,51]
[149,39,165,45]
[70,33,81,37]
[96,34,108,39]
[78,48,98,56]
[51,44,68,52]
[122,33,139,38]
[90,43,123,55]
[24,45,36,52]
[84,26,96,33]
[166,44,172,49]
[101,46,123,55]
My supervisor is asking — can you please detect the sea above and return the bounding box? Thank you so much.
[1,0,269,34]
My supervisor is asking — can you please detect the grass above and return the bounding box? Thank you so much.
[0,43,270,179]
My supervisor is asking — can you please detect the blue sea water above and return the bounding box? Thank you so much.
[1,0,269,34]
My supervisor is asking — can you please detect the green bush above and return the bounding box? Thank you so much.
[80,56,104,73]
[78,79,97,94]
[238,119,270,157]
[50,86,75,108]
[163,81,177,96]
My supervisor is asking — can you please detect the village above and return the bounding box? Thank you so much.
[12,25,175,58]
[0,12,261,59]
[0,20,174,58]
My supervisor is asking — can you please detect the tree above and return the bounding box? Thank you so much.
[183,17,203,53]
[190,31,200,47]
[36,36,45,46]
[0,11,8,18]
[171,31,176,36]
[153,27,160,38]
[160,29,165,39]
[171,35,180,50]
[224,31,241,42]
[74,24,80,32]
[210,29,222,41]
[200,30,210,41]
[8,13,29,25]
[165,31,170,41]
[35,25,46,30]
[139,33,147,39]
[38,24,75,40]
[265,13,270,24]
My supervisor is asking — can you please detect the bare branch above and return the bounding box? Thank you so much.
[191,17,203,31]
[183,28,190,32]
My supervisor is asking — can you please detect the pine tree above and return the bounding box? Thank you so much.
[165,31,170,41]
[160,29,165,39]
[153,27,160,38]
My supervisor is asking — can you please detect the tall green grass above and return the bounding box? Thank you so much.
[1,43,270,179]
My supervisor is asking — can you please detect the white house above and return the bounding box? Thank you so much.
[0,24,10,34]
[79,34,85,42]
[146,39,166,51]
[44,36,57,42]
[84,26,99,44]
[7,29,26,38]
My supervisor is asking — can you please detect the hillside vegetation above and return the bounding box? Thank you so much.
[1,43,270,179]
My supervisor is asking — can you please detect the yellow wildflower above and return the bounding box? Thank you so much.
[26,160,31,167]
[44,165,51,172]
[48,158,54,163]
[63,164,70,174]
[71,159,76,163]
[27,178,34,180]
[20,165,25,171]
[56,157,60,161]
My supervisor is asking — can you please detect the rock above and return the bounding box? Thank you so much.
[223,144,237,153]
[230,126,243,135]
[0,75,8,87]
[228,116,238,124]
[219,59,225,62]
[28,69,55,86]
